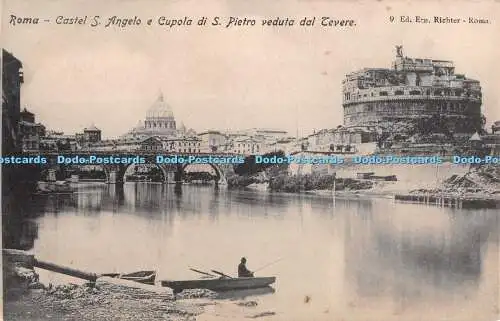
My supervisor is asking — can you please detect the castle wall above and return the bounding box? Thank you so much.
[342,53,483,134]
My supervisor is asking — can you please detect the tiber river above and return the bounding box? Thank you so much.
[23,183,499,320]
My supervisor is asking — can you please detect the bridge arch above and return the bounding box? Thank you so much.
[40,163,109,182]
[180,163,227,185]
[36,153,240,184]
[105,163,174,184]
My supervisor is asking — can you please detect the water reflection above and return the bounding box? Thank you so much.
[5,182,498,319]
[343,202,498,311]
[215,286,276,300]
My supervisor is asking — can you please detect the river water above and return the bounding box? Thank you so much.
[24,183,499,320]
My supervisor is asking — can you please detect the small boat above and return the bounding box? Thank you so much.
[161,276,276,294]
[101,270,156,285]
[36,181,74,194]
[371,175,397,181]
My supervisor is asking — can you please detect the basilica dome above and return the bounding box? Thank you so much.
[146,93,174,119]
[121,92,181,138]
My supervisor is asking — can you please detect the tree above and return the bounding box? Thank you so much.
[234,150,286,176]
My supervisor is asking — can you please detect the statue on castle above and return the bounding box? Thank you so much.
[395,45,404,58]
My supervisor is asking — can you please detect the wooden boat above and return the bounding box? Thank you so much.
[161,276,276,293]
[101,270,156,285]
[371,175,397,181]
[36,181,74,194]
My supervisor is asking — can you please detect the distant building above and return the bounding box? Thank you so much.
[83,124,102,143]
[222,128,288,155]
[468,132,484,150]
[41,131,78,152]
[139,136,203,153]
[252,128,288,142]
[342,46,483,134]
[19,107,45,152]
[492,121,500,134]
[229,136,263,155]
[88,138,144,152]
[225,128,287,141]
[472,131,500,156]
[197,130,228,152]
[305,126,377,154]
[264,137,297,154]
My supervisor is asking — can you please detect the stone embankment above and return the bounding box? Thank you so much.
[396,165,500,208]
[410,165,500,197]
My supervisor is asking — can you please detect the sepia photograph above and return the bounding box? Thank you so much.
[2,1,500,320]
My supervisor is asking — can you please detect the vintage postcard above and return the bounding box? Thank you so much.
[2,0,499,320]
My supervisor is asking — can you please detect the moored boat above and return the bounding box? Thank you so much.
[101,270,156,285]
[36,181,74,194]
[161,276,276,293]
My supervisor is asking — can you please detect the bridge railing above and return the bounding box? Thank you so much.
[21,151,245,157]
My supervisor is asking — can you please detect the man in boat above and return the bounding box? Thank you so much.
[238,257,254,277]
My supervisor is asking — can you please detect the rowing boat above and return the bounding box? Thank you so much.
[101,270,156,285]
[161,276,276,293]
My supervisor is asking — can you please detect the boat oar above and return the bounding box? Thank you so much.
[211,270,233,279]
[190,268,216,277]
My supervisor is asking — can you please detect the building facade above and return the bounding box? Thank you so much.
[19,107,45,152]
[140,136,203,153]
[342,46,483,134]
[41,131,79,152]
[492,121,500,134]
[89,138,144,152]
[2,49,24,154]
[305,126,378,154]
[197,131,228,152]
[83,124,102,143]
[230,137,263,155]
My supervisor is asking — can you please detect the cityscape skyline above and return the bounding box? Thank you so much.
[11,47,499,140]
[3,0,500,138]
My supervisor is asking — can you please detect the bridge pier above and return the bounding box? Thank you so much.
[106,170,124,185]
[166,172,175,184]
[47,169,57,182]
[216,175,228,186]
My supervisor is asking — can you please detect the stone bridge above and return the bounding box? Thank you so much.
[30,151,241,185]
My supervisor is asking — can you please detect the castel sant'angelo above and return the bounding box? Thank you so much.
[342,46,483,135]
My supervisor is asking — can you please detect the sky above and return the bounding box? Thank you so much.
[2,0,500,138]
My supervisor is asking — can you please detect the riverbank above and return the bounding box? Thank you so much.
[3,283,279,321]
[2,249,276,321]
[3,284,204,321]
[234,164,500,205]
[248,179,424,199]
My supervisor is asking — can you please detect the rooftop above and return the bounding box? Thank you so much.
[84,124,100,131]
